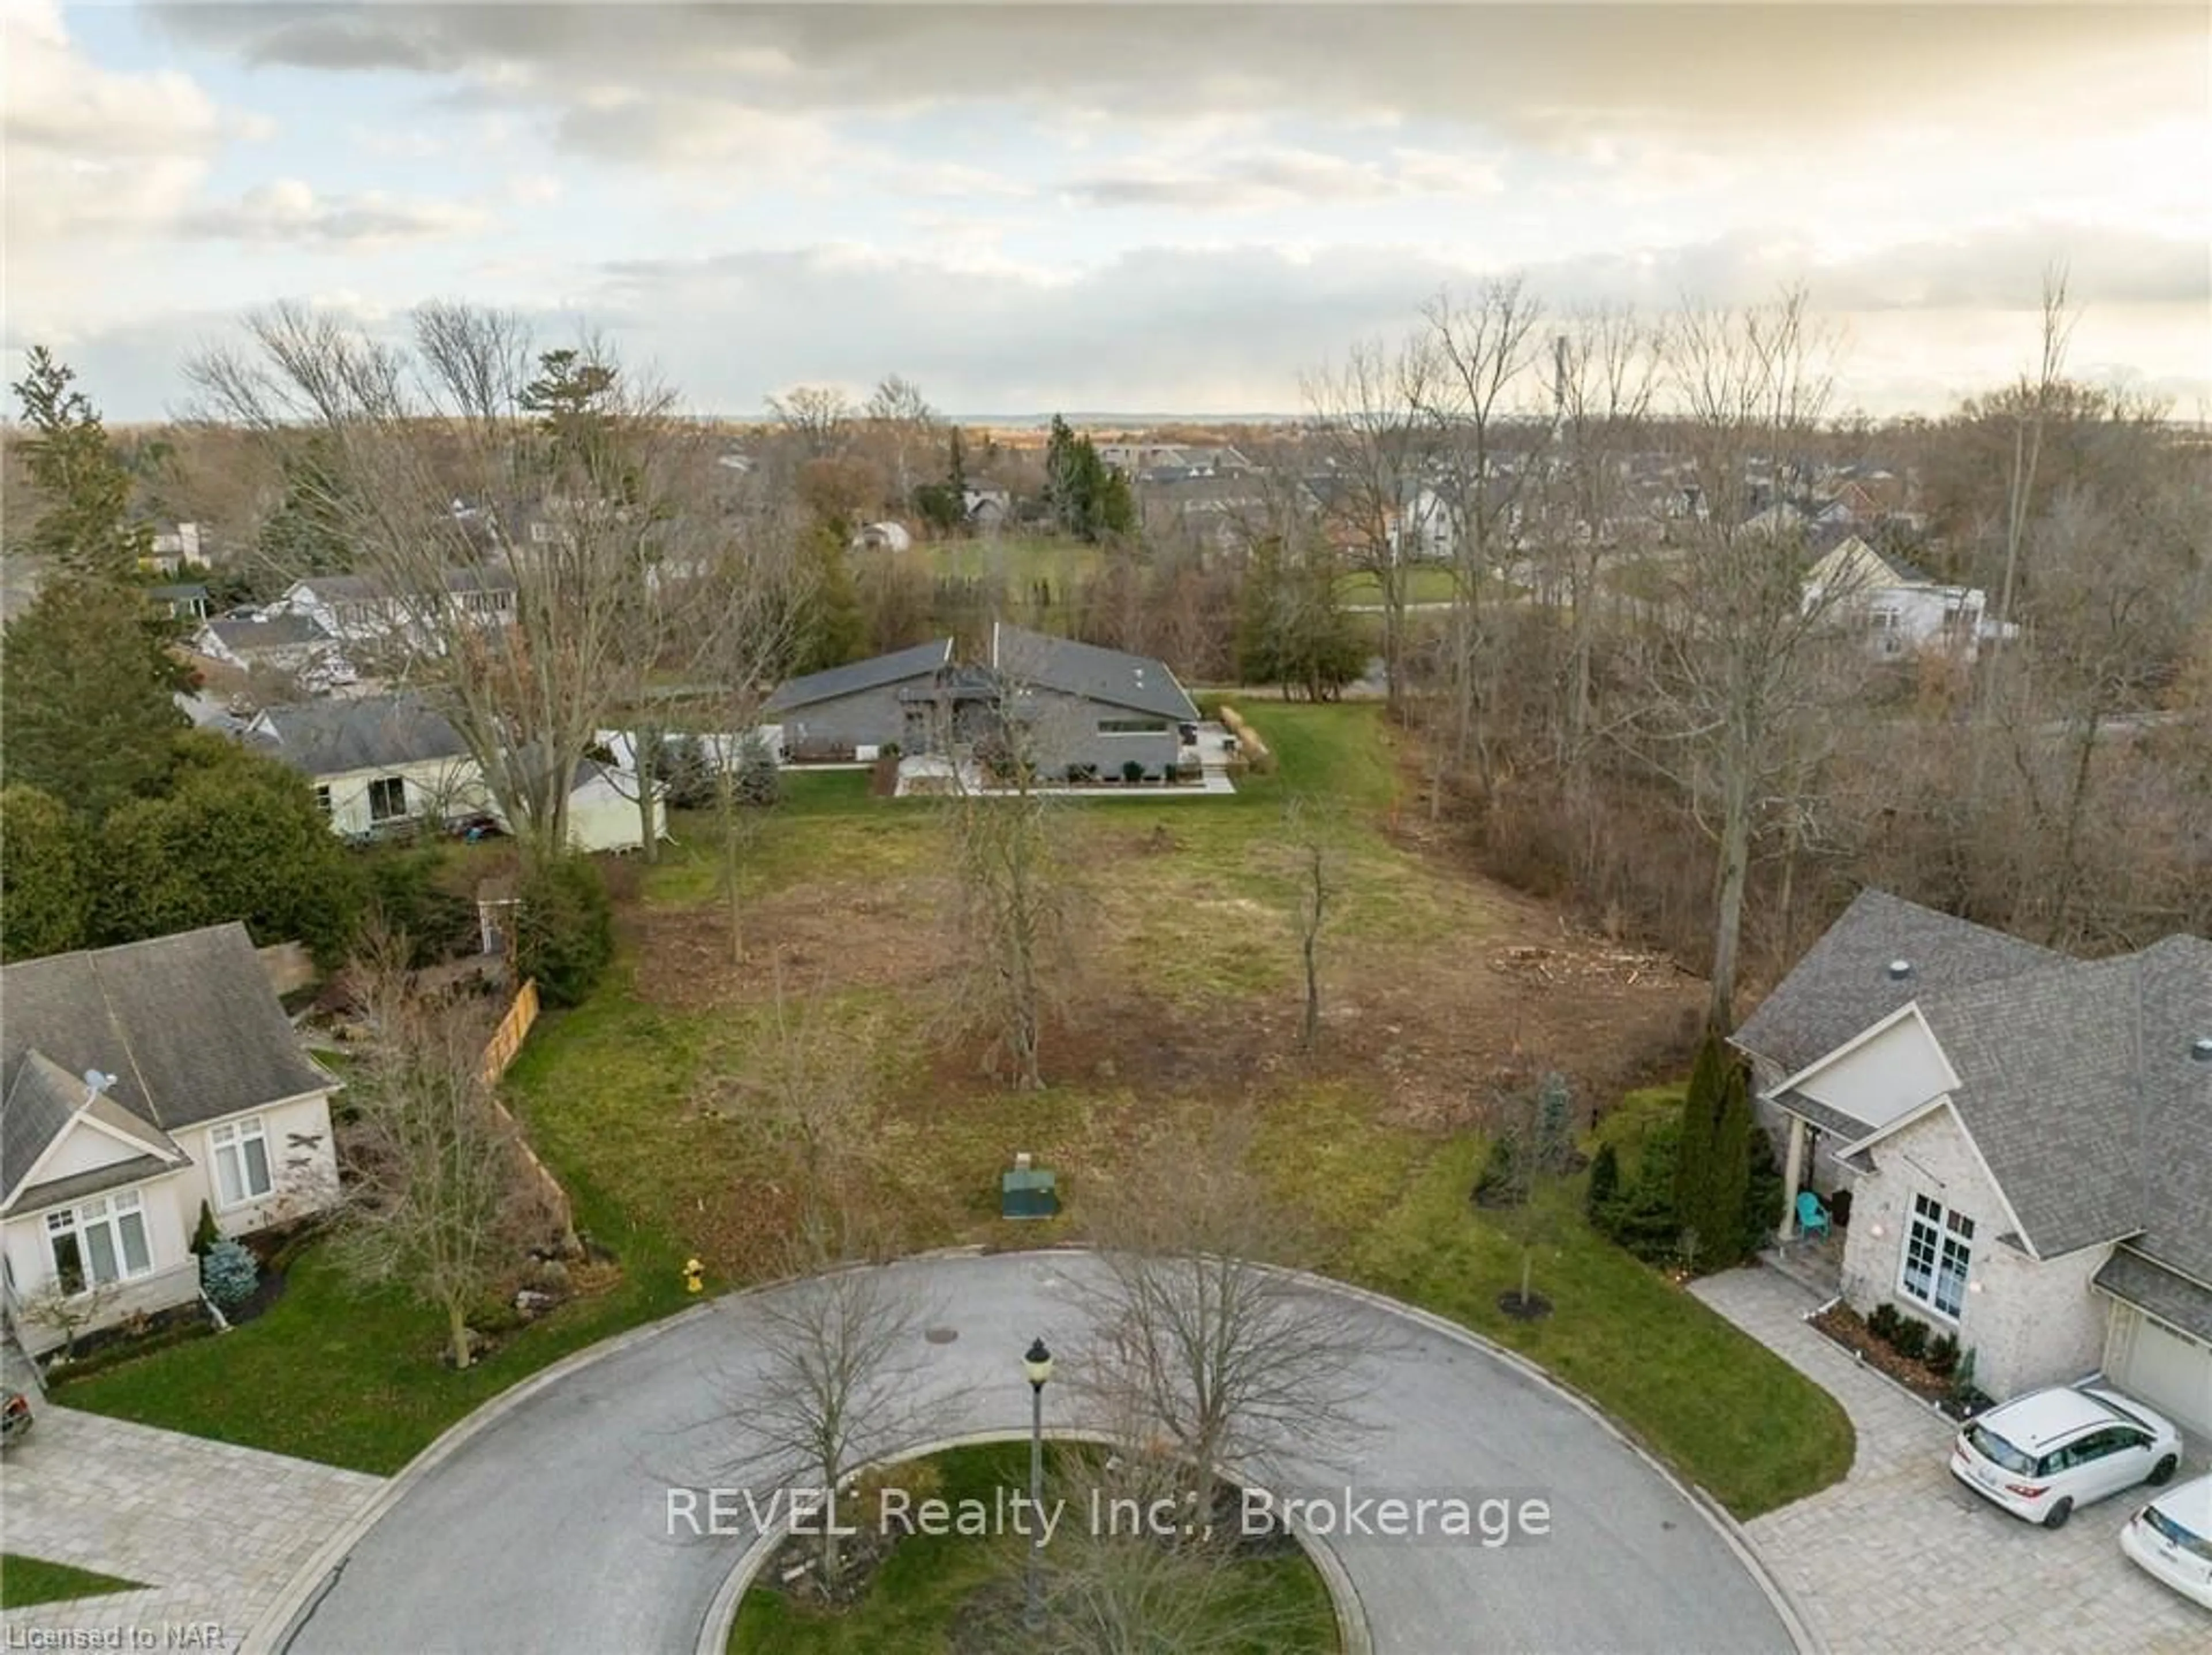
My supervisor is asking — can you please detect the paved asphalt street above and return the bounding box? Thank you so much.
[271,1252,1801,1655]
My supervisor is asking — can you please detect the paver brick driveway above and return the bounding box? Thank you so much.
[0,1403,382,1652]
[1694,1269,2212,1655]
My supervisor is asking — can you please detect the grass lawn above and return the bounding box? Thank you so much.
[1,1555,147,1609]
[1340,566,1458,607]
[59,1164,690,1475]
[59,699,1853,1523]
[730,1443,1336,1655]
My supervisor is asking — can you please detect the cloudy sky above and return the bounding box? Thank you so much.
[7,1,2209,421]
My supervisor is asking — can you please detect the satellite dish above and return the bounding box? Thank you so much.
[82,1069,118,1095]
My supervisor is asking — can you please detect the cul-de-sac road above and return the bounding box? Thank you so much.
[262,1251,1808,1655]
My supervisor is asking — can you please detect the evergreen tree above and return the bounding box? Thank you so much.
[257,435,354,581]
[1673,1033,1728,1259]
[1042,415,1134,542]
[1584,1140,1622,1226]
[0,786,92,960]
[795,520,866,672]
[1705,1057,1755,1270]
[94,734,364,965]
[1,581,188,821]
[9,346,150,580]
[1236,536,1365,699]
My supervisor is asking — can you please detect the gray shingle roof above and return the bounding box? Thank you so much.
[1,923,334,1211]
[1748,894,2210,1273]
[1733,888,2065,1077]
[1915,955,2145,1259]
[993,623,1199,723]
[2094,1247,2212,1343]
[12,1154,181,1217]
[1771,1086,1878,1143]
[764,638,953,714]
[202,613,334,653]
[251,694,469,777]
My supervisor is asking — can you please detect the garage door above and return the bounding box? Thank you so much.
[2111,1306,2212,1438]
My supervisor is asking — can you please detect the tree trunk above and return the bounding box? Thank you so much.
[448,1298,473,1370]
[634,729,660,865]
[1708,773,1754,1033]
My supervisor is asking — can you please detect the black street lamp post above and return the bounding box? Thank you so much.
[1022,1336,1054,1633]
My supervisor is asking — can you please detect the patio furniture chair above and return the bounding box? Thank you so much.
[1794,1190,1832,1241]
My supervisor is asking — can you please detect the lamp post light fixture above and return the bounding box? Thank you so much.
[1023,1336,1054,1633]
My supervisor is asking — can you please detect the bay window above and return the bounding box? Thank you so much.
[46,1193,153,1296]
[211,1116,272,1208]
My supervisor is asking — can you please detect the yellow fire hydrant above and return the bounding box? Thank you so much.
[683,1258,704,1295]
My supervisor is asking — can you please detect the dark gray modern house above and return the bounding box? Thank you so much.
[763,625,1200,778]
[764,638,955,762]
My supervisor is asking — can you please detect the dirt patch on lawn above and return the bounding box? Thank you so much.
[632,883,951,1010]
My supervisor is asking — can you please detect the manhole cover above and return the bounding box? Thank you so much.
[925,1326,959,1345]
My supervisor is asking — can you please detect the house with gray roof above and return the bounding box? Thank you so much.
[1,924,342,1357]
[764,638,956,762]
[762,627,1202,781]
[248,695,660,853]
[249,694,490,840]
[1734,888,2212,1433]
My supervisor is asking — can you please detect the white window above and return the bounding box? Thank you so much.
[211,1117,273,1209]
[1900,1191,1974,1319]
[315,785,333,817]
[368,775,408,821]
[46,1192,153,1296]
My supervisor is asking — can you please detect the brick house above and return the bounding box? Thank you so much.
[1733,889,2212,1436]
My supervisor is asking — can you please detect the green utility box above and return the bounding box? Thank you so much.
[1001,1166,1059,1220]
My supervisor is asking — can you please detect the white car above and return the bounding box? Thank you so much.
[2122,1473,2212,1610]
[1948,1384,2182,1529]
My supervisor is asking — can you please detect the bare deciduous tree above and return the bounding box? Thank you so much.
[727,1224,940,1586]
[1626,287,1865,1028]
[934,646,1084,1090]
[1419,277,1546,815]
[768,384,857,459]
[1280,796,1339,1052]
[190,305,746,870]
[1012,1438,1323,1655]
[334,941,551,1369]
[1078,1111,1373,1510]
[1298,336,1440,711]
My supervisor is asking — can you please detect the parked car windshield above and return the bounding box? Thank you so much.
[1964,1424,2036,1476]
[2143,1505,2212,1561]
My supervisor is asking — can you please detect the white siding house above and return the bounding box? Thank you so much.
[1,925,342,1358]
[249,694,661,851]
[1802,537,1990,661]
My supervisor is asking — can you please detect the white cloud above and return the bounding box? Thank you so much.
[177,180,488,248]
[1067,143,1505,211]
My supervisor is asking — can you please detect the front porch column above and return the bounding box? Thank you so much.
[1778,1114,1807,1241]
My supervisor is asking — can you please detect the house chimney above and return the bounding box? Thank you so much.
[1014,1152,1033,1172]
[1887,959,1913,982]
[2191,1036,2212,1063]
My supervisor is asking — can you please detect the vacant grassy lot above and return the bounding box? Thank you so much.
[1,1555,146,1609]
[62,699,1851,1521]
[731,1442,1337,1655]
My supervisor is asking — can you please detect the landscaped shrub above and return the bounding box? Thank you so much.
[1121,759,1146,785]
[1892,1316,1930,1361]
[200,1239,259,1310]
[1868,1302,1903,1343]
[190,1200,220,1258]
[731,733,781,808]
[1926,1332,1960,1376]
[361,846,480,965]
[514,854,615,1008]
[1471,1134,1525,1207]
[1592,1119,1686,1262]
[658,736,719,811]
[1584,1141,1621,1222]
